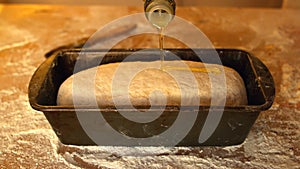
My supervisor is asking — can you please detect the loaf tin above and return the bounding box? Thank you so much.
[29,48,275,146]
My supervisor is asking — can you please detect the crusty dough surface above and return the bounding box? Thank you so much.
[57,60,247,107]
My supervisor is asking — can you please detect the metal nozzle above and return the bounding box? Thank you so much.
[144,0,176,28]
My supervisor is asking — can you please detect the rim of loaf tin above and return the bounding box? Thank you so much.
[29,48,275,111]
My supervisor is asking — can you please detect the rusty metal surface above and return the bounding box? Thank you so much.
[0,5,299,168]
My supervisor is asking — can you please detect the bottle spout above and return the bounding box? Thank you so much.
[144,0,176,28]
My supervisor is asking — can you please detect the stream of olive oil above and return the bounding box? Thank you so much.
[158,29,220,74]
[159,28,166,69]
[153,10,219,73]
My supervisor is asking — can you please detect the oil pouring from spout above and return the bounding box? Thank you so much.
[144,0,176,68]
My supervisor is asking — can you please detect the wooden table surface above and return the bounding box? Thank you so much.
[0,5,299,169]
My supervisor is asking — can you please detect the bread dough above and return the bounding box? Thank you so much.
[57,60,247,107]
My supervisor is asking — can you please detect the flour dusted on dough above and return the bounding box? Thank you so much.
[57,60,247,106]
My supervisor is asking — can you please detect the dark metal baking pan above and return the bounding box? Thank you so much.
[29,48,275,146]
